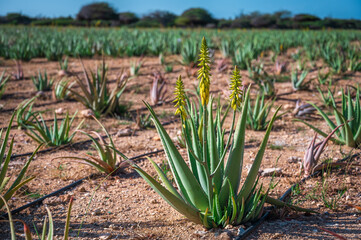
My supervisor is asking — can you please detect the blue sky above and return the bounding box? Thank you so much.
[0,0,360,19]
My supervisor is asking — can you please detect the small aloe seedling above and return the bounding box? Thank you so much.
[159,54,173,73]
[59,56,69,71]
[32,70,54,91]
[317,69,331,86]
[150,72,168,105]
[23,111,83,147]
[16,97,40,129]
[180,39,198,67]
[0,70,10,99]
[291,69,309,91]
[55,117,128,175]
[1,195,73,240]
[317,87,335,107]
[275,61,287,75]
[69,59,128,117]
[347,46,361,72]
[13,60,24,80]
[0,113,41,210]
[129,57,144,76]
[303,124,344,177]
[246,93,276,131]
[52,78,75,101]
[297,87,361,147]
[134,110,152,129]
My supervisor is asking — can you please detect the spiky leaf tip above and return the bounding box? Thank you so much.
[173,75,187,121]
[197,37,211,106]
[229,66,243,110]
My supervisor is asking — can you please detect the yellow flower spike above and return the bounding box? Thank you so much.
[197,37,211,106]
[229,66,243,110]
[173,75,187,121]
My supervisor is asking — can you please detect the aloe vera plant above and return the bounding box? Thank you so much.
[248,63,276,97]
[1,195,73,240]
[0,113,41,209]
[180,39,198,67]
[347,46,361,72]
[59,56,69,71]
[317,69,331,86]
[16,97,40,129]
[52,78,74,101]
[297,87,361,147]
[131,38,311,229]
[69,59,128,117]
[320,43,347,74]
[246,93,276,131]
[55,117,128,175]
[129,58,144,76]
[13,60,24,80]
[150,72,168,105]
[31,70,54,91]
[291,69,309,91]
[23,112,83,147]
[303,124,343,177]
[317,87,335,107]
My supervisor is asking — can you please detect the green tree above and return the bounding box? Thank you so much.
[142,11,177,27]
[76,2,117,22]
[176,8,214,27]
[118,12,138,25]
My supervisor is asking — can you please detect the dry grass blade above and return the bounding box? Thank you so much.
[317,227,347,240]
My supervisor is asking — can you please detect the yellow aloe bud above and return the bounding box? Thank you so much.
[197,37,211,106]
[173,75,187,121]
[229,66,243,110]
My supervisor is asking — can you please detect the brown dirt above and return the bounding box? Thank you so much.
[0,50,360,239]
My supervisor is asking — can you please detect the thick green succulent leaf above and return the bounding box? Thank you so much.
[0,196,16,240]
[219,86,250,205]
[294,119,344,145]
[237,106,281,203]
[207,99,221,192]
[45,207,54,240]
[0,113,15,165]
[133,165,201,224]
[309,102,337,131]
[145,101,209,211]
[147,157,182,199]
[336,109,356,147]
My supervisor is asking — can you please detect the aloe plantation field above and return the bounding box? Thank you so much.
[0,27,361,239]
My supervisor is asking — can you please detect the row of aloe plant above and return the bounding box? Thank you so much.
[0,114,42,209]
[1,27,360,73]
[1,195,73,240]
